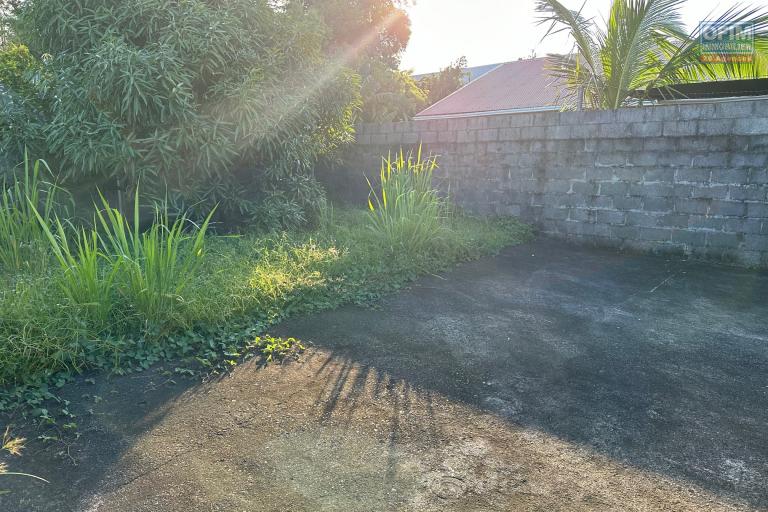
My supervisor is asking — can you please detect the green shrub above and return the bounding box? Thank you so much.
[0,44,41,102]
[9,0,361,226]
[366,146,447,252]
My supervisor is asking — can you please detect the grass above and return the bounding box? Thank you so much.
[0,427,47,486]
[0,152,533,417]
[0,153,58,273]
[367,146,446,252]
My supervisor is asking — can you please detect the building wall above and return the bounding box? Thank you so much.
[324,98,768,267]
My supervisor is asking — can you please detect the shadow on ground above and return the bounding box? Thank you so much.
[1,239,767,511]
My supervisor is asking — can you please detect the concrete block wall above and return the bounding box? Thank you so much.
[325,98,768,267]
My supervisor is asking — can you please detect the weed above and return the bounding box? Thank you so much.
[252,335,306,363]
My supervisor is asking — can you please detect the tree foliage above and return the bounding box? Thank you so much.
[299,0,411,67]
[3,0,361,227]
[358,59,426,121]
[293,0,418,122]
[418,56,468,107]
[537,0,768,110]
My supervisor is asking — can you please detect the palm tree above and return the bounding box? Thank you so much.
[537,0,768,110]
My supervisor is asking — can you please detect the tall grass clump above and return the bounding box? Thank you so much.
[367,146,447,252]
[32,213,117,331]
[0,154,57,272]
[96,191,214,329]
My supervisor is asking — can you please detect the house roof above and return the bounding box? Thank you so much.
[415,57,567,119]
[412,62,502,85]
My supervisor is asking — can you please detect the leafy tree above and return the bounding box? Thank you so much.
[537,0,768,110]
[0,43,48,165]
[299,0,411,67]
[358,59,426,121]
[5,0,361,227]
[292,0,415,122]
[418,56,468,107]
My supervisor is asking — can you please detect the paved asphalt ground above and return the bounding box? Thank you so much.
[2,239,767,511]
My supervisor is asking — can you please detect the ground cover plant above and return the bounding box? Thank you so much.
[0,153,532,422]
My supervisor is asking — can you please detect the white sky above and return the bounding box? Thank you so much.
[400,0,746,74]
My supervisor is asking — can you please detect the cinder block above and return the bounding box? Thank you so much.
[599,123,632,139]
[672,230,706,247]
[630,183,675,197]
[438,130,457,143]
[659,152,695,167]
[456,130,476,144]
[508,114,534,127]
[690,185,727,200]
[749,169,768,185]
[645,105,679,122]
[420,131,439,143]
[731,218,763,234]
[477,129,499,142]
[546,124,571,139]
[628,152,659,167]
[467,117,489,130]
[644,137,678,152]
[692,152,729,168]
[586,167,615,181]
[698,119,735,136]
[707,232,743,248]
[730,185,767,202]
[630,122,663,138]
[543,180,571,193]
[542,206,570,220]
[626,212,660,228]
[570,124,599,138]
[613,196,643,210]
[375,133,394,145]
[571,181,598,195]
[613,167,645,183]
[663,121,697,137]
[688,215,725,230]
[596,210,626,225]
[569,208,596,223]
[675,168,711,183]
[588,195,614,208]
[748,202,768,218]
[675,198,711,215]
[678,103,716,120]
[714,100,755,118]
[731,153,768,168]
[644,197,675,212]
[734,117,768,135]
[637,227,673,241]
[498,128,521,140]
[599,182,629,196]
[744,235,768,251]
[711,169,749,184]
[616,108,646,123]
[643,168,675,182]
[658,213,689,228]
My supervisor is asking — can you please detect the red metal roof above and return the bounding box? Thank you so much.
[415,57,567,118]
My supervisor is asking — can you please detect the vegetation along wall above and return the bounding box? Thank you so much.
[329,98,768,267]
